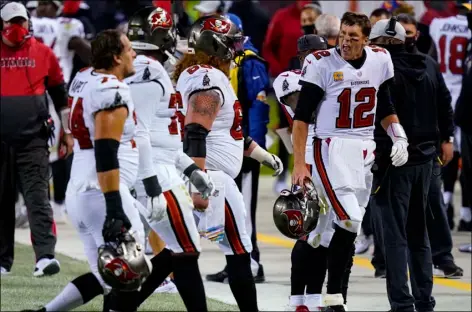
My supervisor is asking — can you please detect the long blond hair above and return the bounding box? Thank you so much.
[172,51,231,83]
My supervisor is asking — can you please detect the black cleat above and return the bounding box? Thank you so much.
[206,267,228,283]
[21,308,45,312]
[254,264,265,283]
[325,305,346,312]
[458,219,472,232]
[433,263,464,279]
[375,268,386,278]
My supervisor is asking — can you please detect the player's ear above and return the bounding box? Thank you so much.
[113,54,122,67]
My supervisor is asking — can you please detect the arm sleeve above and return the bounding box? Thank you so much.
[130,82,163,180]
[48,83,68,113]
[293,82,325,123]
[298,54,327,90]
[46,47,65,88]
[376,78,396,121]
[435,62,454,140]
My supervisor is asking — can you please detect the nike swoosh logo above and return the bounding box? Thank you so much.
[281,74,289,77]
[306,59,312,64]
[253,76,260,80]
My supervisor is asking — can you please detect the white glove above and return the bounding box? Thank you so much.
[391,140,409,167]
[387,123,409,167]
[263,153,284,176]
[144,193,167,222]
[189,170,218,199]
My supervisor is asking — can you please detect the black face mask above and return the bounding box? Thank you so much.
[302,24,316,35]
[404,37,417,53]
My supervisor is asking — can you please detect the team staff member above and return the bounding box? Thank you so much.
[455,2,472,253]
[206,13,271,284]
[0,2,72,276]
[369,19,440,312]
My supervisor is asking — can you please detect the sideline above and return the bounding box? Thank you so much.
[257,233,472,292]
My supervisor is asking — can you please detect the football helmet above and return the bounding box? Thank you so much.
[273,179,322,239]
[127,6,177,57]
[187,15,245,61]
[97,232,152,292]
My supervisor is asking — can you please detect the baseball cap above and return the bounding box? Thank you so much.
[226,13,243,32]
[194,1,222,14]
[1,2,29,22]
[297,35,328,53]
[369,17,406,42]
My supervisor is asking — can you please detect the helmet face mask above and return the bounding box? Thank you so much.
[273,182,322,240]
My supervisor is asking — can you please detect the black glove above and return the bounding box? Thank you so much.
[102,191,132,243]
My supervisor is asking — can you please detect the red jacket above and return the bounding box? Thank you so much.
[262,3,303,77]
[1,38,64,142]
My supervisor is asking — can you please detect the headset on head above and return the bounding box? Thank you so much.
[385,16,397,37]
[0,1,33,33]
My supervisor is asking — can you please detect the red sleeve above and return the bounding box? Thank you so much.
[262,11,283,77]
[46,46,64,87]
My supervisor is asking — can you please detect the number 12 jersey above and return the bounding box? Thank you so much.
[299,46,394,140]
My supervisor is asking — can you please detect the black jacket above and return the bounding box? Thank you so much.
[374,49,440,166]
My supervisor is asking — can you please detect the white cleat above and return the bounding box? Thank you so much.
[1,266,10,275]
[355,235,373,255]
[153,277,178,294]
[33,258,60,277]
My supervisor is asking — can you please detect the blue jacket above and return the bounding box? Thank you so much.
[237,38,270,148]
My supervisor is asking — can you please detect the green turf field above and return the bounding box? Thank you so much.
[0,244,237,311]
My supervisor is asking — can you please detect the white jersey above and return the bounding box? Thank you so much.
[430,15,471,108]
[31,16,85,83]
[125,55,184,164]
[273,70,315,163]
[299,46,394,140]
[67,68,138,190]
[176,65,244,178]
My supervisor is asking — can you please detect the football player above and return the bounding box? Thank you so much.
[429,0,472,231]
[151,15,281,311]
[124,7,216,311]
[22,30,148,312]
[292,12,409,312]
[29,0,91,223]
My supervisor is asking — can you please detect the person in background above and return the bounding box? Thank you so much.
[1,1,72,276]
[228,0,269,53]
[273,1,322,194]
[429,0,472,232]
[369,8,392,26]
[206,13,272,284]
[193,0,227,19]
[454,0,472,254]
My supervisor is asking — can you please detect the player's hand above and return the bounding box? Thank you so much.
[62,133,74,157]
[440,142,453,166]
[292,163,311,186]
[262,154,284,176]
[390,139,409,167]
[189,170,217,199]
[102,214,131,243]
[145,194,167,222]
[192,193,209,212]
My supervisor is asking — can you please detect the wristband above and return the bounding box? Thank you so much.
[386,123,407,143]
[183,163,200,178]
[249,144,271,164]
[60,108,71,134]
[143,175,162,197]
[104,191,124,217]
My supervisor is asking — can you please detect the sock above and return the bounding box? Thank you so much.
[226,254,259,312]
[341,244,355,304]
[306,245,328,295]
[326,225,357,295]
[137,248,173,306]
[289,295,305,307]
[109,290,139,312]
[443,191,452,206]
[291,240,308,295]
[172,254,207,312]
[305,294,322,308]
[460,207,472,222]
[45,272,103,311]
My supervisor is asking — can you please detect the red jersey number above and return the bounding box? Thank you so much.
[336,87,376,129]
[68,96,93,149]
[230,101,244,140]
[186,64,213,75]
[312,50,331,60]
[168,92,185,140]
[439,35,468,75]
